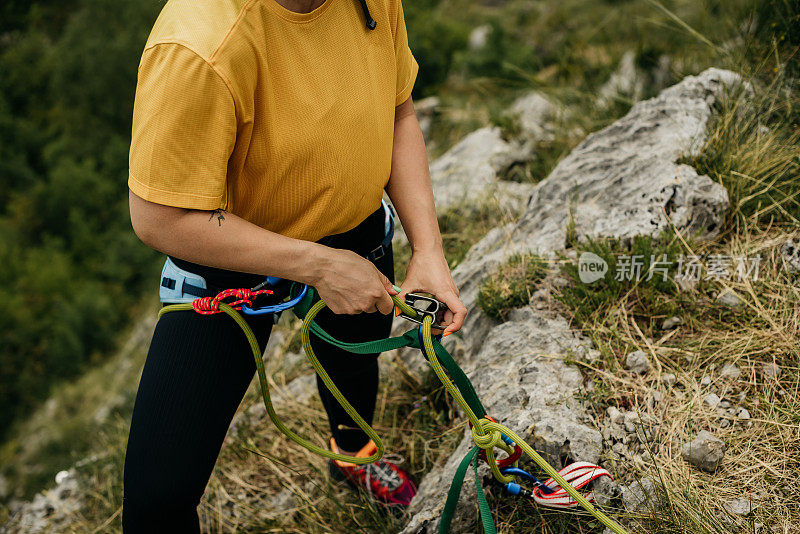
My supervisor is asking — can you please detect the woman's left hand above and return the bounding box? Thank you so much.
[397,249,468,335]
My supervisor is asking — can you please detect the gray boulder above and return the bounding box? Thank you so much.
[400,312,602,534]
[429,127,534,215]
[450,68,739,342]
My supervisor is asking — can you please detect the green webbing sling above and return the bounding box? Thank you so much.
[159,289,629,534]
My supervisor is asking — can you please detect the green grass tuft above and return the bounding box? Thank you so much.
[478,253,548,321]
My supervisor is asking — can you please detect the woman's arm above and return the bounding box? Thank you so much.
[385,97,468,334]
[129,191,396,315]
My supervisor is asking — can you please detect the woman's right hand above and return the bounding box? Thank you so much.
[312,247,396,315]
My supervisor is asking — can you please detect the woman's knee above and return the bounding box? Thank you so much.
[122,474,200,532]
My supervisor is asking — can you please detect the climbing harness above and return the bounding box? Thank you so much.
[159,279,629,534]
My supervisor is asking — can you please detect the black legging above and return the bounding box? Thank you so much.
[122,206,394,533]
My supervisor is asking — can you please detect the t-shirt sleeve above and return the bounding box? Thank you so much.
[393,0,419,106]
[128,43,236,210]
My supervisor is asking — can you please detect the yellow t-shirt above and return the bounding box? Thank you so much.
[128,0,418,241]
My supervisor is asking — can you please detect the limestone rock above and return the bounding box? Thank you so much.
[449,68,739,337]
[428,127,535,215]
[780,239,799,273]
[723,497,756,516]
[5,469,82,533]
[597,50,644,109]
[400,312,602,534]
[625,350,650,374]
[621,477,658,512]
[681,430,726,472]
[468,24,491,50]
[661,316,683,330]
[508,92,558,141]
[704,393,721,409]
[720,363,741,380]
[762,362,781,379]
[716,289,744,310]
[402,69,741,531]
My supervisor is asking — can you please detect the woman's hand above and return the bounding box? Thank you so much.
[398,249,467,335]
[313,247,397,315]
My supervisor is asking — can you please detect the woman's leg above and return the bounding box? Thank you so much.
[122,309,272,533]
[311,245,394,452]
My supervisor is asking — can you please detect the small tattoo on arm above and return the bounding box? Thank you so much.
[209,209,226,227]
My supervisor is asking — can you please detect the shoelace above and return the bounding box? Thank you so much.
[357,453,405,495]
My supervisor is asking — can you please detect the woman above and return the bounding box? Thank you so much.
[124,0,467,530]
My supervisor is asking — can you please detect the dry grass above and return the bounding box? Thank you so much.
[560,225,800,533]
[199,325,463,533]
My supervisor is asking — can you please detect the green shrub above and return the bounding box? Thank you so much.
[477,253,548,321]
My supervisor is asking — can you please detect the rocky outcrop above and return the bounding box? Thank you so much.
[428,127,532,215]
[401,309,602,534]
[402,68,740,532]
[428,92,557,216]
[451,68,738,346]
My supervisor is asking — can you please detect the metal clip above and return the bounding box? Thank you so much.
[398,293,449,330]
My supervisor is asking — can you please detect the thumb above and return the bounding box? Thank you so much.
[379,273,398,295]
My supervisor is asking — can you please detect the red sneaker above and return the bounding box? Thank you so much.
[328,438,417,507]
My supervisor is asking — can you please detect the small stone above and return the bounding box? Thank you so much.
[651,391,663,404]
[737,407,751,420]
[621,477,658,512]
[607,406,624,424]
[593,478,621,507]
[681,430,726,472]
[762,362,781,379]
[55,471,71,485]
[623,411,643,433]
[468,24,491,50]
[719,419,730,429]
[718,400,732,409]
[612,442,629,457]
[716,289,744,310]
[720,363,741,380]
[661,316,683,330]
[626,350,650,374]
[704,393,721,409]
[780,239,799,273]
[723,497,756,516]
[700,376,712,387]
[661,373,677,387]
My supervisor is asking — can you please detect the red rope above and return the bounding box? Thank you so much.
[192,288,273,315]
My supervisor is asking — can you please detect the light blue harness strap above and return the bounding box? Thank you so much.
[159,257,210,304]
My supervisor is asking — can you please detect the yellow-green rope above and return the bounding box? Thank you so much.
[160,293,629,534]
[159,301,382,465]
[419,317,629,534]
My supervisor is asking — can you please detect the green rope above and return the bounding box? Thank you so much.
[159,291,629,534]
[159,301,382,465]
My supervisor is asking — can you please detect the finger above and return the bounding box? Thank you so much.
[376,292,394,315]
[439,293,467,335]
[377,272,396,294]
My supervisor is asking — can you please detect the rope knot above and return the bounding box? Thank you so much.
[470,418,503,450]
[192,288,273,315]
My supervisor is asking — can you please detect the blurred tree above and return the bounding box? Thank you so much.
[0,0,163,437]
